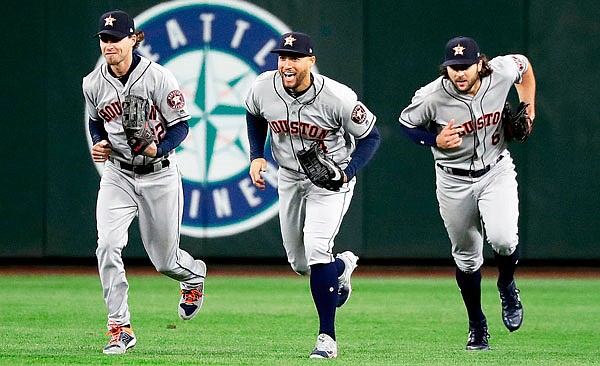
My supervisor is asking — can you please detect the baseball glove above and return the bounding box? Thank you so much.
[297,142,345,192]
[502,101,532,143]
[122,94,155,155]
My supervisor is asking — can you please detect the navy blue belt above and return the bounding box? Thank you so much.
[109,157,170,174]
[437,155,504,178]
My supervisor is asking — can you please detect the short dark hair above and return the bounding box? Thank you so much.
[440,54,493,78]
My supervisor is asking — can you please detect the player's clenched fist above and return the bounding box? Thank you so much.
[436,120,464,149]
[249,158,267,190]
[91,140,112,162]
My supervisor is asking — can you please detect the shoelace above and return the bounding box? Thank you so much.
[501,287,521,307]
[469,328,490,341]
[181,288,203,303]
[512,288,521,303]
[105,323,123,344]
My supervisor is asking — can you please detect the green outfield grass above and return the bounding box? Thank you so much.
[0,272,599,365]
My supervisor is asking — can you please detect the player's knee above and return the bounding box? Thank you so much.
[155,264,179,275]
[489,233,518,256]
[95,239,122,257]
[492,244,517,256]
[96,228,128,251]
[285,254,310,275]
[455,260,481,274]
[453,255,483,274]
[95,242,124,270]
[290,262,310,276]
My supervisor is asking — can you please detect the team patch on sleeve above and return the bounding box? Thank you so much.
[167,90,186,110]
[351,102,369,124]
[510,55,527,74]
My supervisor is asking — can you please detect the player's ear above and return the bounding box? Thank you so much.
[309,56,316,66]
[477,60,482,72]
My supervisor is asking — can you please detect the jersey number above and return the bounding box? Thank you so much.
[153,124,166,143]
[491,129,501,146]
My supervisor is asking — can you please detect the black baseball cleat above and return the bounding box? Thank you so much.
[466,320,490,351]
[498,280,523,332]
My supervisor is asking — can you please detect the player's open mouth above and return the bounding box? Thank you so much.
[283,72,295,80]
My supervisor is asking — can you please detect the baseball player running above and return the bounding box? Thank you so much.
[245,32,380,358]
[399,36,536,350]
[82,10,207,354]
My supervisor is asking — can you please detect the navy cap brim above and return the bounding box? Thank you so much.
[442,58,478,67]
[93,29,129,39]
[270,48,312,56]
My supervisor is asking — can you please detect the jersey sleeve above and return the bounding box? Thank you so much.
[244,77,263,117]
[344,101,377,139]
[399,84,435,128]
[508,54,529,83]
[493,54,529,84]
[153,67,191,127]
[339,87,377,139]
[82,76,101,121]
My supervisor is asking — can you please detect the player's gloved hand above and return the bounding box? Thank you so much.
[297,142,345,192]
[91,140,112,162]
[503,101,533,143]
[122,95,156,156]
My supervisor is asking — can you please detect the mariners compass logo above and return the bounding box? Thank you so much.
[88,0,294,238]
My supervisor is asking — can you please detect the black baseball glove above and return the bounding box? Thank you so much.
[297,142,345,192]
[122,95,155,155]
[502,101,533,143]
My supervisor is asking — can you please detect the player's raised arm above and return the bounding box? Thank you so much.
[515,60,536,121]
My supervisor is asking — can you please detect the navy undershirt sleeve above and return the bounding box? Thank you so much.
[344,126,381,181]
[400,123,438,147]
[88,118,108,145]
[246,111,268,161]
[155,121,189,158]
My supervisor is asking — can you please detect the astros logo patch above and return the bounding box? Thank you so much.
[87,0,292,238]
[351,103,367,124]
[167,90,185,110]
[511,55,526,73]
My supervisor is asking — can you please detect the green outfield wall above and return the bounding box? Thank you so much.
[1,0,598,261]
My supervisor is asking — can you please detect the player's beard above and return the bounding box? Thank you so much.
[451,74,481,95]
[281,69,311,93]
[104,52,127,66]
[103,51,134,76]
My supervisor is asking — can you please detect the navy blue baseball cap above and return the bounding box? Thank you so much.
[94,10,135,39]
[442,36,480,66]
[271,32,315,57]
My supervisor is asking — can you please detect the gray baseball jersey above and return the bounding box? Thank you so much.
[83,56,191,164]
[400,55,529,171]
[245,70,376,172]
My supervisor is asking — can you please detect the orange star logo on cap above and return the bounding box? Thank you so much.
[284,35,297,46]
[453,43,466,56]
[104,15,117,27]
